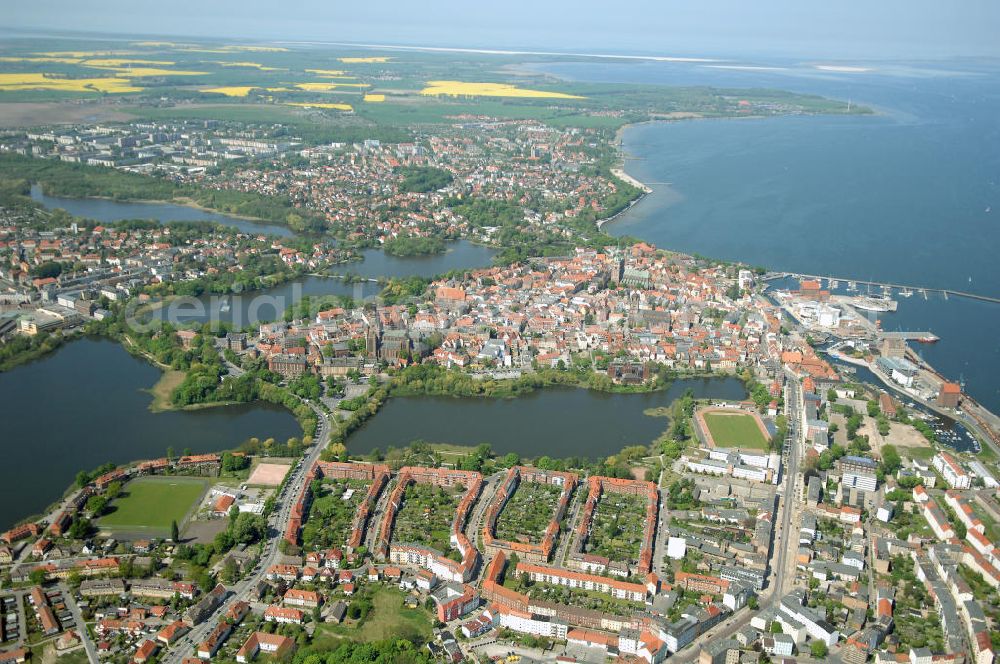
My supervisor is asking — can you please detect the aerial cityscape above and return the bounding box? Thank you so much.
[1,2,999,664]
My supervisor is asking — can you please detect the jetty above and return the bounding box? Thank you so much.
[764,272,1000,305]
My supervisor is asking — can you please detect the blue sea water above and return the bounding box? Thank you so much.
[531,58,1000,413]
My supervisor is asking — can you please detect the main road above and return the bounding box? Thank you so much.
[160,400,332,664]
[670,372,803,663]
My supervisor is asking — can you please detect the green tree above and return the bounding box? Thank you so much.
[221,557,239,584]
[29,568,48,585]
[811,641,828,659]
[230,513,267,544]
[171,519,180,543]
[196,570,215,593]
[68,517,91,540]
[501,453,521,467]
[880,445,902,475]
[85,494,110,517]
[954,519,967,540]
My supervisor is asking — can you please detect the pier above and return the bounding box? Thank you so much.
[881,330,940,343]
[764,272,1000,305]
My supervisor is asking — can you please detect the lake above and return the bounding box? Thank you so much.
[346,376,748,459]
[146,241,497,328]
[30,184,297,237]
[29,187,497,327]
[0,338,301,530]
[529,58,1000,414]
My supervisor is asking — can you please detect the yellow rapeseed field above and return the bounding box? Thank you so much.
[82,58,176,67]
[173,45,288,54]
[227,45,288,52]
[0,73,143,93]
[213,61,284,71]
[339,57,392,63]
[103,67,208,77]
[201,86,257,97]
[285,102,353,111]
[0,56,85,64]
[305,69,348,77]
[34,51,136,58]
[363,94,386,102]
[420,80,584,99]
[294,82,370,91]
[67,62,207,78]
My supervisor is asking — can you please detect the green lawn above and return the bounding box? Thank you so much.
[313,588,433,645]
[900,445,937,461]
[704,412,769,449]
[98,477,207,531]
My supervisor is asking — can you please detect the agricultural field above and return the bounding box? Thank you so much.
[390,481,463,556]
[581,490,648,566]
[97,476,208,534]
[301,478,369,551]
[420,80,584,99]
[702,409,770,449]
[494,481,564,545]
[0,38,858,129]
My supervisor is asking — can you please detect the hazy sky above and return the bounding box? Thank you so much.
[8,0,1000,59]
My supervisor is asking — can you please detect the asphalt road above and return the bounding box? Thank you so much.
[160,402,332,664]
[671,373,804,663]
[62,584,99,664]
[159,371,809,663]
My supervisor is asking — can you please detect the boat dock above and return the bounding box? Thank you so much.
[764,272,1000,305]
[881,330,940,343]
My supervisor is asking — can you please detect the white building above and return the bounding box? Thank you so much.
[839,456,878,493]
[495,607,567,639]
[933,453,971,489]
[766,633,795,657]
[667,537,687,560]
[686,458,728,476]
[733,465,768,482]
[779,594,839,647]
[968,460,999,489]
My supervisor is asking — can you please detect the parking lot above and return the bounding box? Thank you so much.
[0,594,21,644]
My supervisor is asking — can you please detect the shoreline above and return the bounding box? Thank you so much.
[827,348,997,458]
[597,108,873,233]
[31,184,294,231]
[597,120,657,231]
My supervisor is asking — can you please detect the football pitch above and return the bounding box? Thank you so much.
[98,476,208,533]
[703,411,770,450]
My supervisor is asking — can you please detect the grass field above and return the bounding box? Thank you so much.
[703,411,769,450]
[98,477,207,532]
[312,588,433,645]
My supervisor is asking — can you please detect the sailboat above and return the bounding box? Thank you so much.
[855,282,896,312]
